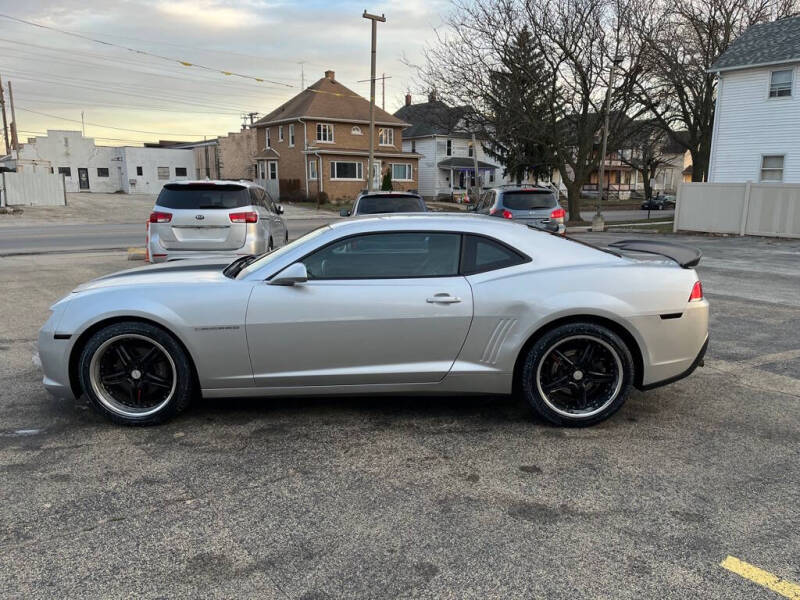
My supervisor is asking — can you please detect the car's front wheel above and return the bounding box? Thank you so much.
[520,322,634,427]
[78,321,194,426]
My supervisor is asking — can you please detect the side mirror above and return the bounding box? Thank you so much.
[270,262,308,286]
[339,208,351,217]
[276,204,284,215]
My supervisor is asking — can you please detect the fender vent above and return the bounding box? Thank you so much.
[480,318,517,364]
[660,313,683,320]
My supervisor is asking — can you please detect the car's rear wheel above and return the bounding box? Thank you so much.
[520,322,633,427]
[78,321,194,426]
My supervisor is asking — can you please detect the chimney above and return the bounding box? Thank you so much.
[324,70,335,80]
[428,88,437,103]
[405,93,412,106]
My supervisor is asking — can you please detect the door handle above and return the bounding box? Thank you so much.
[426,293,461,304]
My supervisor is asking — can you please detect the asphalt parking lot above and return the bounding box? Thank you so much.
[1,232,798,598]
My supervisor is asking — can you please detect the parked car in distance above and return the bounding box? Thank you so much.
[471,186,566,234]
[40,214,708,428]
[148,180,288,262]
[640,193,675,211]
[340,191,427,217]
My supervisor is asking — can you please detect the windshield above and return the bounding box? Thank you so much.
[235,225,331,279]
[501,190,556,210]
[157,184,251,210]
[356,195,424,214]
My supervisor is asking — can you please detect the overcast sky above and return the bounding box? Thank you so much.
[0,0,448,150]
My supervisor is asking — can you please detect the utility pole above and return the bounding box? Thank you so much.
[298,61,305,89]
[381,72,385,110]
[471,132,481,203]
[0,74,10,155]
[592,55,623,231]
[204,136,210,178]
[363,10,385,192]
[81,111,86,137]
[7,80,18,150]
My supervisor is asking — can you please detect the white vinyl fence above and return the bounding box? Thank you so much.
[675,182,800,238]
[0,171,67,207]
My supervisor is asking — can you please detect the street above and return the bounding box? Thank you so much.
[0,209,672,255]
[1,227,797,598]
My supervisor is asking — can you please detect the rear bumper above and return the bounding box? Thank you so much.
[148,234,264,263]
[638,336,707,391]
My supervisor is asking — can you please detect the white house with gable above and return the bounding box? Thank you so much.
[708,15,800,183]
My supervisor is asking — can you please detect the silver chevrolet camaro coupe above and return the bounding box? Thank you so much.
[38,214,709,427]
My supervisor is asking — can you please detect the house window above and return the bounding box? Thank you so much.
[157,167,170,180]
[266,128,271,148]
[97,167,109,177]
[351,126,362,135]
[468,143,474,157]
[268,161,278,180]
[446,139,452,156]
[489,170,495,183]
[411,140,416,153]
[330,161,363,180]
[64,137,69,146]
[289,124,295,147]
[390,163,412,181]
[378,128,394,146]
[136,166,143,176]
[57,167,71,177]
[760,155,784,181]
[317,123,334,143]
[258,162,266,179]
[278,125,284,142]
[175,167,187,177]
[308,159,318,180]
[769,70,793,98]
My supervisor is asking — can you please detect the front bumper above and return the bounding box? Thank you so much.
[38,308,75,399]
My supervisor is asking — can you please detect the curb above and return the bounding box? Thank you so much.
[127,247,147,261]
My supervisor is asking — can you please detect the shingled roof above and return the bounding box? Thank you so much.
[393,98,470,139]
[254,70,409,127]
[710,15,800,72]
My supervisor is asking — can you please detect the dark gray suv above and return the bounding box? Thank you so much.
[472,186,566,234]
[340,191,427,217]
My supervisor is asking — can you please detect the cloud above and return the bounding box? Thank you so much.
[154,0,267,28]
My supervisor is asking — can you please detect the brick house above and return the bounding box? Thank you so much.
[252,70,420,202]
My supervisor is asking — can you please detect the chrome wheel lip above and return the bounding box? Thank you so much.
[89,334,177,418]
[536,334,624,419]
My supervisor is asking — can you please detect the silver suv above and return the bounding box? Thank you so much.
[472,185,566,234]
[340,191,427,216]
[148,180,288,262]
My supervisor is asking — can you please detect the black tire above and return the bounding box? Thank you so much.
[268,237,274,251]
[520,322,634,427]
[285,230,289,244]
[78,321,194,426]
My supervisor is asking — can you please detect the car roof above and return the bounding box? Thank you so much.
[496,185,554,193]
[356,190,422,198]
[163,179,260,189]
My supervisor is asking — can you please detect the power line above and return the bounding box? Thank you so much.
[0,13,296,87]
[17,129,157,144]
[16,106,217,137]
[13,93,242,116]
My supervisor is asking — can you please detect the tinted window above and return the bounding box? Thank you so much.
[461,235,526,274]
[156,184,251,209]
[302,233,460,279]
[356,195,425,214]
[501,190,556,210]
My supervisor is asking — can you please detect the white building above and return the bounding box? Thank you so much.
[5,130,194,194]
[394,94,501,200]
[708,15,800,184]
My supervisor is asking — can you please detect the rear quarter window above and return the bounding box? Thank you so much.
[156,184,251,209]
[461,235,528,274]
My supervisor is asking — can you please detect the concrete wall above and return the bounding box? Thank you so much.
[119,147,194,195]
[218,129,257,180]
[675,182,800,238]
[709,64,800,183]
[1,171,66,206]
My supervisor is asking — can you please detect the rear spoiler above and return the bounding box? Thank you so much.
[608,239,702,268]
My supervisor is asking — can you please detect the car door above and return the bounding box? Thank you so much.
[263,189,287,245]
[245,231,473,387]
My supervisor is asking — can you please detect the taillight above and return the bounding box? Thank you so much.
[550,207,566,220]
[689,281,703,302]
[149,211,172,223]
[490,208,513,219]
[229,211,258,223]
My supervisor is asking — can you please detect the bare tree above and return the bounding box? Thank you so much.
[617,121,676,201]
[633,0,798,182]
[414,0,649,223]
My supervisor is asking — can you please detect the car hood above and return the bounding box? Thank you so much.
[73,258,233,292]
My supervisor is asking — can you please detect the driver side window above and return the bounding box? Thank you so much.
[302,232,461,280]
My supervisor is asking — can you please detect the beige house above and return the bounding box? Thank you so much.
[253,70,420,202]
[170,128,258,181]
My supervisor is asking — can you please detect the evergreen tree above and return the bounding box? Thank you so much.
[381,168,393,191]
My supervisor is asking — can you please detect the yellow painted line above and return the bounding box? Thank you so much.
[720,556,800,599]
